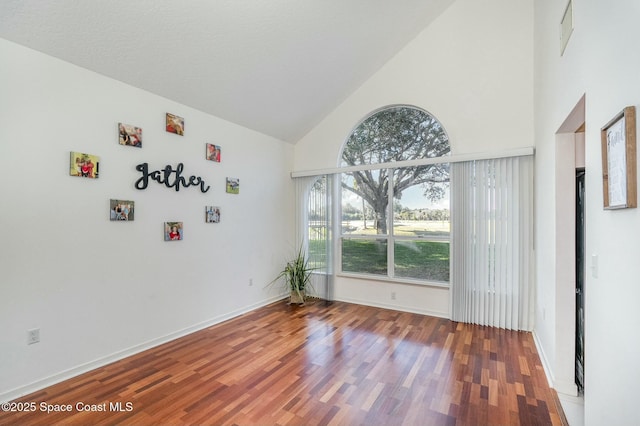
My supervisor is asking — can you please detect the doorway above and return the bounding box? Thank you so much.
[553,94,586,426]
[575,169,585,393]
[553,94,585,397]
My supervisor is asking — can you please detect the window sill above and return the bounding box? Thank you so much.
[336,272,450,289]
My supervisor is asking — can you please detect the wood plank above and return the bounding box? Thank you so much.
[0,300,567,425]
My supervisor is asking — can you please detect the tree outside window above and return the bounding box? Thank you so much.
[340,106,450,283]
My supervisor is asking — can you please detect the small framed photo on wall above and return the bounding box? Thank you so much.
[206,206,221,223]
[69,152,100,179]
[166,113,184,136]
[164,222,183,241]
[226,177,239,194]
[110,199,135,221]
[206,143,221,162]
[118,123,142,147]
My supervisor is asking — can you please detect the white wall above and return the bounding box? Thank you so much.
[294,0,534,317]
[534,1,640,424]
[0,38,294,401]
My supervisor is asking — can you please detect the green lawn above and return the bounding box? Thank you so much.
[341,239,388,275]
[340,239,449,282]
[394,240,449,282]
[308,220,450,282]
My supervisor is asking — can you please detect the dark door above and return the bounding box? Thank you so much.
[575,169,585,393]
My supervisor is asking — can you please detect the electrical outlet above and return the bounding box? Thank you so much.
[27,328,40,345]
[391,292,396,300]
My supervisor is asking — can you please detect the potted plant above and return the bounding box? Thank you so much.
[271,246,316,305]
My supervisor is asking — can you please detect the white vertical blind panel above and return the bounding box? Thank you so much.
[451,156,533,331]
[294,176,316,249]
[294,175,334,300]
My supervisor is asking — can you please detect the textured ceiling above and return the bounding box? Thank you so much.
[0,0,454,143]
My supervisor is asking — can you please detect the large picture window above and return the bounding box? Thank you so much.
[339,106,450,284]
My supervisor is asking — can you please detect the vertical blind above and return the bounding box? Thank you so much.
[294,175,333,301]
[450,156,534,331]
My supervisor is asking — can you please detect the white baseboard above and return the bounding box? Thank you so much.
[521,331,586,426]
[554,379,578,397]
[532,331,578,397]
[334,296,449,319]
[0,295,286,404]
[532,330,555,388]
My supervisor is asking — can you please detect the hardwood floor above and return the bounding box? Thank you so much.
[0,300,566,425]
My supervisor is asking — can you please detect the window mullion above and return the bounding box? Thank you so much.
[388,168,395,279]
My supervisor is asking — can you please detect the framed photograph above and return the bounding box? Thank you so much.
[110,199,135,221]
[205,206,221,223]
[601,106,637,209]
[69,151,99,179]
[164,222,183,241]
[166,113,184,135]
[226,177,239,194]
[206,143,221,162]
[118,123,142,147]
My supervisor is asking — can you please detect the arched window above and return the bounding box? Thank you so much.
[339,105,451,283]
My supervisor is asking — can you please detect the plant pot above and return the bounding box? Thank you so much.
[289,291,305,305]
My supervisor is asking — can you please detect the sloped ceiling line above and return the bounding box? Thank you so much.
[0,0,455,143]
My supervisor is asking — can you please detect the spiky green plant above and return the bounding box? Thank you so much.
[271,246,316,304]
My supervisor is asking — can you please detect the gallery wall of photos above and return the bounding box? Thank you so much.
[68,113,240,241]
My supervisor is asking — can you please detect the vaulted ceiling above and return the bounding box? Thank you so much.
[1,0,455,143]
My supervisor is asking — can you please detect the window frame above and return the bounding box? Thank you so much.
[338,162,451,287]
[336,105,452,286]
